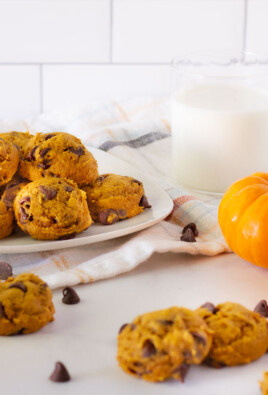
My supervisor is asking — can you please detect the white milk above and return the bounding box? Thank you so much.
[171,84,268,193]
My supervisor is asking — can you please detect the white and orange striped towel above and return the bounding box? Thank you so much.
[0,98,230,289]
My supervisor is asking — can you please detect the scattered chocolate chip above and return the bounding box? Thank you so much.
[49,361,71,383]
[118,323,128,334]
[118,209,127,218]
[182,222,199,237]
[38,160,51,170]
[99,209,119,225]
[26,146,38,161]
[44,134,56,140]
[19,196,31,205]
[39,185,57,200]
[139,195,151,209]
[0,302,6,318]
[19,206,29,222]
[97,175,108,182]
[191,332,207,346]
[142,339,156,358]
[254,300,268,317]
[62,287,80,305]
[132,179,142,185]
[64,185,73,192]
[201,302,217,314]
[58,232,77,240]
[65,146,85,156]
[8,282,27,292]
[180,228,196,242]
[39,147,51,158]
[173,364,190,383]
[0,262,13,280]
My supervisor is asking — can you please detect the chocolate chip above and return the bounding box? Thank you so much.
[49,361,71,383]
[38,160,51,170]
[9,328,25,336]
[254,300,268,317]
[19,196,31,205]
[8,282,27,292]
[19,206,29,222]
[39,185,57,200]
[182,222,199,237]
[173,364,190,382]
[201,302,217,314]
[65,146,84,156]
[99,209,119,225]
[0,302,6,318]
[118,323,128,334]
[0,262,13,280]
[97,175,108,182]
[142,339,156,358]
[180,228,196,242]
[158,319,173,326]
[191,332,207,346]
[58,232,77,240]
[26,146,38,161]
[62,287,80,305]
[139,195,151,209]
[39,147,51,157]
[64,185,73,192]
[44,134,55,140]
[118,209,127,218]
[132,179,142,185]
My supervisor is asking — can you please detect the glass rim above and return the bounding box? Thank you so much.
[170,49,268,80]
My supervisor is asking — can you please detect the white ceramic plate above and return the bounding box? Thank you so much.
[0,147,173,254]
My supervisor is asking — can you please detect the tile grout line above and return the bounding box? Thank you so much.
[39,64,43,114]
[0,62,170,66]
[242,0,248,52]
[110,0,113,63]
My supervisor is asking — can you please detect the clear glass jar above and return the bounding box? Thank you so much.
[171,50,268,194]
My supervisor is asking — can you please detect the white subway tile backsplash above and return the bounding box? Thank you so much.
[0,0,110,63]
[0,66,40,119]
[246,0,268,54]
[42,65,169,112]
[113,0,244,63]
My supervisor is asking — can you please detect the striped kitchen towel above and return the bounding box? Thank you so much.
[0,98,230,289]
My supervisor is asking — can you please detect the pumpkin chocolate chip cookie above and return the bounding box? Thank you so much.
[0,138,19,186]
[20,132,98,187]
[0,273,55,335]
[0,131,33,157]
[117,306,212,382]
[83,174,151,225]
[14,177,92,240]
[196,302,268,367]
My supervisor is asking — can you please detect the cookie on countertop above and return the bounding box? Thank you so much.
[0,201,13,239]
[259,372,268,395]
[117,306,212,382]
[0,273,55,335]
[20,132,98,187]
[0,131,33,157]
[0,138,19,186]
[83,173,151,225]
[14,177,92,240]
[196,302,268,367]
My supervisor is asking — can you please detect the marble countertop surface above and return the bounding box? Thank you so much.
[1,251,267,395]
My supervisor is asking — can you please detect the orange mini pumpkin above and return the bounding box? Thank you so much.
[218,172,268,268]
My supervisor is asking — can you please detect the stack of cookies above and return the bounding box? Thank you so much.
[0,131,150,241]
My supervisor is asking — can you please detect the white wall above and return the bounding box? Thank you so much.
[0,0,265,118]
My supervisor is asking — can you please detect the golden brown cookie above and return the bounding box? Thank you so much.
[20,132,98,187]
[0,201,13,239]
[14,177,92,240]
[196,302,268,367]
[83,174,151,225]
[0,138,19,186]
[0,273,55,335]
[117,306,212,382]
[259,372,268,395]
[0,131,33,157]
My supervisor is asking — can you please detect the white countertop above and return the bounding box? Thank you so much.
[1,251,268,395]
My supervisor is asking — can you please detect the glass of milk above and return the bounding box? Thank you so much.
[171,50,268,194]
